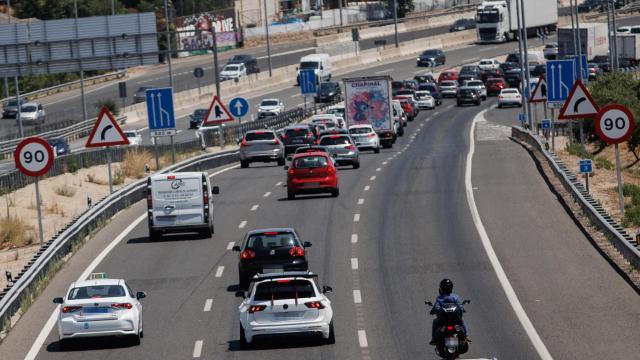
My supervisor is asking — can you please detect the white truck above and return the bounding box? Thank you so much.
[558,23,609,60]
[617,34,640,66]
[342,76,395,148]
[475,0,558,43]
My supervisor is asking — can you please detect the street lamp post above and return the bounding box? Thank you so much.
[519,0,534,131]
[263,0,273,77]
[163,0,174,88]
[393,0,399,48]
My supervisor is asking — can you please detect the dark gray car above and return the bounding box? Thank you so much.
[239,130,285,168]
[318,134,360,169]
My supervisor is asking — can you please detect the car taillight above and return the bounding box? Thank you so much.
[346,144,355,151]
[112,303,133,310]
[281,133,286,139]
[305,301,325,309]
[288,168,295,175]
[241,249,256,260]
[241,139,250,147]
[289,246,305,257]
[327,166,335,174]
[499,96,504,99]
[446,325,455,331]
[62,306,82,313]
[368,133,376,138]
[249,305,266,313]
[272,138,280,145]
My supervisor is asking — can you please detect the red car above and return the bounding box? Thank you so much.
[485,78,507,96]
[438,70,458,83]
[286,152,339,199]
[394,97,418,121]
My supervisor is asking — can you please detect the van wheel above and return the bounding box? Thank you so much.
[325,321,336,344]
[240,324,249,349]
[149,230,160,242]
[201,227,212,239]
[352,161,360,169]
[277,158,285,166]
[240,160,249,168]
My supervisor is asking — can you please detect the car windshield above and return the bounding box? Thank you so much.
[246,231,296,254]
[396,90,413,96]
[415,92,431,99]
[467,81,483,87]
[47,139,63,146]
[300,61,319,69]
[245,132,275,141]
[285,128,312,138]
[440,81,456,87]
[21,105,37,112]
[294,155,328,169]
[502,89,518,94]
[349,127,372,134]
[479,60,493,65]
[124,132,137,137]
[254,280,315,301]
[224,65,240,71]
[6,99,21,107]
[454,20,466,26]
[421,50,438,56]
[261,100,278,106]
[319,83,335,90]
[545,44,557,49]
[296,146,327,154]
[460,89,475,96]
[137,87,151,93]
[68,285,126,300]
[193,109,207,118]
[320,136,351,146]
[487,79,503,84]
[231,55,250,62]
[460,66,478,74]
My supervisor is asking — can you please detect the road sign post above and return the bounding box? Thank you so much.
[86,107,130,192]
[579,159,593,193]
[146,87,177,164]
[14,137,54,244]
[194,67,204,95]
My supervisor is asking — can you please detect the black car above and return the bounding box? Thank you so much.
[531,64,546,78]
[481,68,504,83]
[504,68,523,87]
[233,228,311,289]
[133,86,153,103]
[457,88,481,106]
[578,0,602,12]
[505,52,521,66]
[226,54,260,74]
[414,74,436,84]
[418,83,442,105]
[189,108,208,129]
[449,18,475,32]
[417,49,446,67]
[281,124,318,154]
[2,98,26,119]
[592,55,611,73]
[499,61,519,73]
[315,81,342,103]
[47,138,70,156]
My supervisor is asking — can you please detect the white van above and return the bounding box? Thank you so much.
[147,172,219,240]
[296,53,332,85]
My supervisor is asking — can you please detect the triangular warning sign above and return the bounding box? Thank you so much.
[529,75,547,103]
[558,79,599,120]
[86,107,130,147]
[203,96,234,125]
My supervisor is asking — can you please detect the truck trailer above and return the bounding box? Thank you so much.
[557,23,609,60]
[617,34,640,66]
[476,0,558,43]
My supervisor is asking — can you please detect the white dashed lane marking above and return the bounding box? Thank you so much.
[215,266,224,278]
[351,234,358,243]
[251,204,259,211]
[226,242,235,250]
[351,258,359,270]
[364,185,370,191]
[382,161,388,165]
[358,198,365,205]
[263,191,271,197]
[376,167,381,172]
[276,181,283,186]
[203,299,213,312]
[238,221,247,229]
[370,176,376,181]
[353,214,360,222]
[353,289,362,304]
[358,330,368,348]
[193,340,203,357]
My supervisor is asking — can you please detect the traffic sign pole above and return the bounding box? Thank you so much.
[34,177,43,244]
[170,135,176,164]
[551,108,556,152]
[107,147,113,194]
[616,144,625,214]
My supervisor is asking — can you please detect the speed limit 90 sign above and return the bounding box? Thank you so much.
[595,104,636,145]
[14,137,54,177]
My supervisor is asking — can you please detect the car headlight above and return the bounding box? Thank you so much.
[417,57,420,61]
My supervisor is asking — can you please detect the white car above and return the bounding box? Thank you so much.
[311,114,340,128]
[498,88,522,108]
[219,63,247,81]
[257,99,284,118]
[124,130,142,146]
[53,273,146,349]
[462,80,487,100]
[19,102,46,124]
[414,90,436,110]
[478,58,500,71]
[236,272,334,347]
[543,42,558,59]
[349,124,381,153]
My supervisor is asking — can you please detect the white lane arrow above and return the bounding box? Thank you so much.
[234,100,243,115]
[550,64,556,99]
[150,93,157,128]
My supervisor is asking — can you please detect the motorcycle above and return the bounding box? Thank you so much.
[425,299,470,359]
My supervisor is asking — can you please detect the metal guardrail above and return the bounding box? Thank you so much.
[511,127,640,271]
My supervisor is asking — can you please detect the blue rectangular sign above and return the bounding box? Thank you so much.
[573,55,588,82]
[146,87,175,130]
[546,60,575,102]
[541,119,551,129]
[299,69,317,95]
[579,159,593,174]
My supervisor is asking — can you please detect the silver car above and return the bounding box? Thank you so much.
[318,134,360,169]
[462,80,487,100]
[239,130,285,168]
[438,80,458,98]
[348,125,381,153]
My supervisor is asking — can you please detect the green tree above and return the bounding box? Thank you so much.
[389,0,414,18]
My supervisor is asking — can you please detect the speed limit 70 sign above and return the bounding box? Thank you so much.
[14,137,54,177]
[595,104,636,145]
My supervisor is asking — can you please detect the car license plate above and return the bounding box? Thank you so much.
[84,307,110,314]
[292,139,303,144]
[275,312,303,318]
[303,182,320,188]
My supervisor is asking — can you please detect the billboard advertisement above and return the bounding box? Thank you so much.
[343,77,393,132]
[176,9,238,57]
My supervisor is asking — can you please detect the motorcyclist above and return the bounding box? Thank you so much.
[429,278,470,345]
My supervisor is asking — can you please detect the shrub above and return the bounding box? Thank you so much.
[66,157,79,174]
[594,157,614,171]
[0,216,34,247]
[95,98,120,116]
[112,167,125,185]
[85,173,108,185]
[565,142,593,159]
[121,149,153,178]
[54,184,76,197]
[622,183,640,197]
[623,205,640,227]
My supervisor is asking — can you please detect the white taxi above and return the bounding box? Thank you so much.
[236,271,334,347]
[53,273,146,348]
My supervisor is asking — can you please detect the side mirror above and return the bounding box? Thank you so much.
[136,291,147,300]
[232,245,241,252]
[283,165,289,170]
[212,186,220,195]
[425,301,433,307]
[53,297,64,304]
[322,285,333,294]
[295,66,299,71]
[462,299,471,305]
[235,291,246,299]
[280,102,284,107]
[332,153,338,159]
[303,241,312,247]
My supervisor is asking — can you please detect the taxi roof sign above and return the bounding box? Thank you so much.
[88,272,107,280]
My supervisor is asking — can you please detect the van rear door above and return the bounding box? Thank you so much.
[152,174,204,227]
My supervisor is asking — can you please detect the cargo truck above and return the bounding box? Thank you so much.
[558,23,609,60]
[342,76,396,148]
[475,0,558,43]
[617,34,640,66]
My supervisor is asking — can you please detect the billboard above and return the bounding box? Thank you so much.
[343,77,393,132]
[176,9,238,57]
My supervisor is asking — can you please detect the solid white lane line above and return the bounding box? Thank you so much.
[215,266,225,278]
[193,340,203,357]
[203,299,213,312]
[465,109,552,360]
[226,242,235,250]
[382,161,388,165]
[276,181,283,186]
[353,213,360,222]
[373,68,392,75]
[358,198,365,205]
[370,176,376,181]
[376,167,381,172]
[26,165,241,360]
[353,289,362,304]
[290,93,302,98]
[358,330,368,347]
[238,221,247,229]
[251,204,259,211]
[351,258,359,270]
[364,185,370,191]
[264,191,271,197]
[351,234,358,243]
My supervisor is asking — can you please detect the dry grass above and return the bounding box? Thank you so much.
[0,215,34,248]
[121,149,154,178]
[112,167,125,186]
[85,173,108,185]
[44,202,65,216]
[54,184,76,197]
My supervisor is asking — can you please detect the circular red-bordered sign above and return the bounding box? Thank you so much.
[595,104,636,145]
[14,137,54,177]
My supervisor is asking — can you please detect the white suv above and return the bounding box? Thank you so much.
[236,271,335,347]
[257,99,284,118]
